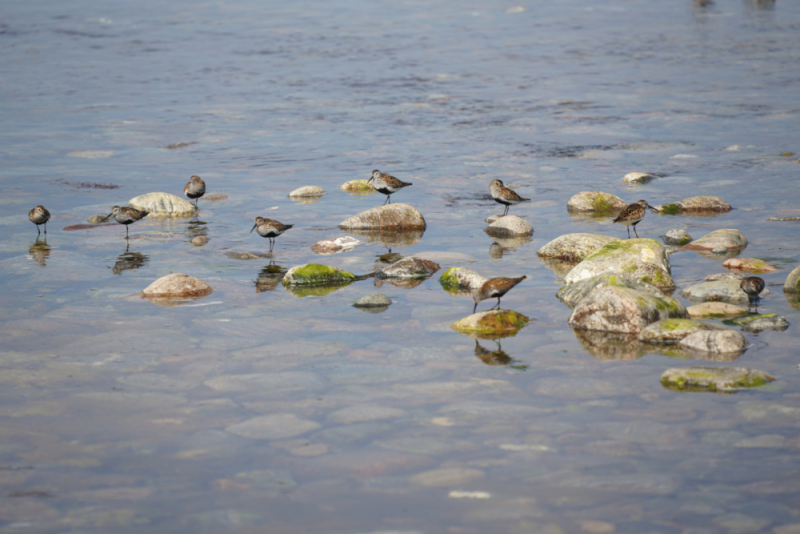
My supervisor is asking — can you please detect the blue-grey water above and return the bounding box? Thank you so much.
[1,1,800,532]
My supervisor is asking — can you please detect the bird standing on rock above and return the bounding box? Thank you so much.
[740,276,765,312]
[613,199,656,238]
[28,205,50,236]
[184,175,206,208]
[472,275,527,314]
[250,217,293,253]
[368,170,412,205]
[107,206,149,239]
[489,179,529,216]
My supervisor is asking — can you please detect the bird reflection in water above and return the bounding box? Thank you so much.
[473,339,527,370]
[29,238,51,267]
[186,219,208,240]
[255,262,288,293]
[112,244,149,275]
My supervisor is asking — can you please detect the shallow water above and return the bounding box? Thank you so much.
[1,0,800,532]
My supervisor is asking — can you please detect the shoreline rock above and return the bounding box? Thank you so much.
[483,215,533,237]
[140,273,212,306]
[339,203,426,231]
[684,229,747,251]
[451,310,529,338]
[723,257,778,274]
[537,233,618,263]
[557,272,665,308]
[783,266,800,294]
[568,286,688,335]
[623,172,657,185]
[564,238,675,291]
[680,277,769,304]
[289,185,325,197]
[282,264,357,286]
[340,180,376,193]
[724,314,789,332]
[310,236,360,255]
[439,267,488,296]
[687,302,747,318]
[678,330,748,354]
[376,257,440,279]
[638,318,728,345]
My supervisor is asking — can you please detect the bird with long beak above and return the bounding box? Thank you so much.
[613,199,656,238]
[368,170,412,205]
[472,275,527,314]
[107,206,149,239]
[250,217,294,253]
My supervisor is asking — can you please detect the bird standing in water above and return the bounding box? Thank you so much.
[107,206,149,239]
[184,175,206,208]
[489,179,529,216]
[740,276,765,312]
[613,199,656,238]
[368,170,412,205]
[28,205,50,236]
[472,275,527,314]
[250,217,293,253]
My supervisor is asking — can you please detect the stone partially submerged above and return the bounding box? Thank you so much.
[568,286,688,335]
[680,277,769,304]
[678,330,748,354]
[622,172,657,185]
[723,257,778,274]
[655,196,732,215]
[376,256,440,279]
[783,266,800,294]
[439,267,487,296]
[310,236,360,254]
[288,185,325,197]
[684,229,747,252]
[662,229,693,246]
[282,264,357,285]
[339,203,426,231]
[687,302,747,319]
[638,318,728,345]
[537,233,619,263]
[483,215,533,237]
[724,314,790,333]
[140,273,212,306]
[564,238,675,291]
[557,272,665,308]
[661,367,773,393]
[451,310,529,339]
[566,191,627,214]
[340,180,376,193]
[128,192,196,218]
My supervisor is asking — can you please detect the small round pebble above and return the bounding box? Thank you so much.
[352,293,392,308]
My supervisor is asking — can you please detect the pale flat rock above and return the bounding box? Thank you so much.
[656,196,732,214]
[409,468,485,487]
[484,215,533,237]
[638,318,728,345]
[352,293,392,308]
[376,256,440,279]
[705,272,745,282]
[661,367,773,392]
[680,277,769,304]
[288,185,325,197]
[568,286,688,335]
[140,273,212,299]
[557,272,665,308]
[339,203,426,231]
[226,414,320,440]
[339,179,376,192]
[204,372,325,393]
[678,330,748,354]
[623,172,657,184]
[566,191,627,213]
[128,192,196,218]
[663,229,692,246]
[310,236,360,254]
[684,229,748,251]
[439,267,488,296]
[783,266,800,293]
[537,233,619,262]
[724,314,790,333]
[687,302,748,318]
[564,238,675,291]
[723,257,778,274]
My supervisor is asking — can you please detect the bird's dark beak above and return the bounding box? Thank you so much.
[106,213,113,219]
[250,223,257,233]
[367,176,373,182]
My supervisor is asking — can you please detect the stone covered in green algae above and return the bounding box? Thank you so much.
[439,267,487,296]
[638,318,727,345]
[564,238,675,291]
[536,233,619,263]
[661,367,774,393]
[451,310,529,338]
[656,196,732,214]
[557,272,665,308]
[566,191,627,213]
[339,179,376,193]
[282,264,357,286]
[723,314,790,332]
[568,286,688,335]
[284,283,354,298]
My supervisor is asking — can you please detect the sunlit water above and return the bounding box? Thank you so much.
[1,1,799,532]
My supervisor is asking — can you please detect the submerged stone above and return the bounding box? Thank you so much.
[655,196,732,214]
[623,172,657,184]
[537,233,618,263]
[282,264,357,286]
[638,318,728,345]
[451,310,529,338]
[288,185,325,197]
[723,314,789,332]
[352,293,392,308]
[439,267,487,296]
[568,286,688,335]
[339,203,426,231]
[376,256,440,279]
[680,277,769,304]
[723,257,778,274]
[557,272,665,308]
[661,367,773,392]
[564,238,675,291]
[566,191,627,213]
[310,236,360,254]
[140,273,212,302]
[226,414,321,440]
[191,236,209,246]
[663,229,692,246]
[128,192,196,218]
[339,179,376,193]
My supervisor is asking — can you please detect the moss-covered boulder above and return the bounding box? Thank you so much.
[557,272,665,308]
[451,310,529,338]
[680,277,769,304]
[661,367,774,393]
[687,302,748,319]
[566,191,627,213]
[439,267,487,296]
[568,286,688,335]
[339,179,376,193]
[784,265,800,294]
[537,233,619,263]
[723,314,790,332]
[564,238,675,291]
[638,318,728,345]
[655,196,732,214]
[282,264,357,286]
[339,203,426,231]
[684,229,747,252]
[723,257,778,274]
[376,256,440,279]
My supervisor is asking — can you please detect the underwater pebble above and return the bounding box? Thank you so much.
[409,468,485,487]
[226,414,321,440]
[352,293,392,308]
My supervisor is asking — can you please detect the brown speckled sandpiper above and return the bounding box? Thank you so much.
[107,206,149,239]
[368,170,412,205]
[489,179,529,216]
[250,217,294,253]
[472,275,526,314]
[184,175,205,208]
[740,276,765,311]
[28,205,50,236]
[613,199,655,238]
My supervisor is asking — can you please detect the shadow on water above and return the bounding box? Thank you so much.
[29,238,51,267]
[473,339,527,370]
[255,262,288,293]
[346,228,425,250]
[186,219,208,240]
[112,245,149,275]
[572,329,646,361]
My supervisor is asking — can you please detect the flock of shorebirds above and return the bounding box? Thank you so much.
[26,170,767,314]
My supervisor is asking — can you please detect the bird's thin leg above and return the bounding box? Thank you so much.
[626,226,631,239]
[503,205,509,216]
[43,222,47,235]
[36,225,41,236]
[633,224,639,238]
[473,302,478,314]
[493,297,501,310]
[126,225,130,239]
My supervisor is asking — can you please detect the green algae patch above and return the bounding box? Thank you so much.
[661,366,775,393]
[660,203,681,215]
[340,179,376,193]
[451,310,529,338]
[590,193,618,213]
[282,264,357,286]
[723,313,777,327]
[438,267,486,296]
[284,282,354,298]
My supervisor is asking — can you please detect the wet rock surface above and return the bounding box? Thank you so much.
[288,185,325,197]
[191,236,209,246]
[723,257,778,274]
[439,267,487,296]
[140,273,213,304]
[352,293,392,308]
[375,256,440,279]
[451,310,529,338]
[537,233,618,263]
[724,314,790,332]
[687,302,748,318]
[557,272,665,308]
[680,277,769,304]
[310,236,360,254]
[282,264,357,285]
[638,318,728,344]
[128,192,196,217]
[568,286,688,334]
[655,196,732,214]
[566,191,627,213]
[564,238,675,291]
[87,214,110,223]
[661,367,773,392]
[784,266,800,293]
[339,203,426,231]
[622,172,657,184]
[684,229,748,251]
[678,330,748,354]
[339,179,376,192]
[483,215,533,237]
[663,228,692,246]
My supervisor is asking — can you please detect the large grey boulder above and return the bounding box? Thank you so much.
[684,229,747,251]
[537,233,618,263]
[128,192,196,218]
[678,330,748,354]
[680,277,769,304]
[566,191,627,213]
[638,318,728,345]
[564,238,675,291]
[655,196,732,214]
[557,272,664,308]
[339,203,426,231]
[567,286,688,335]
